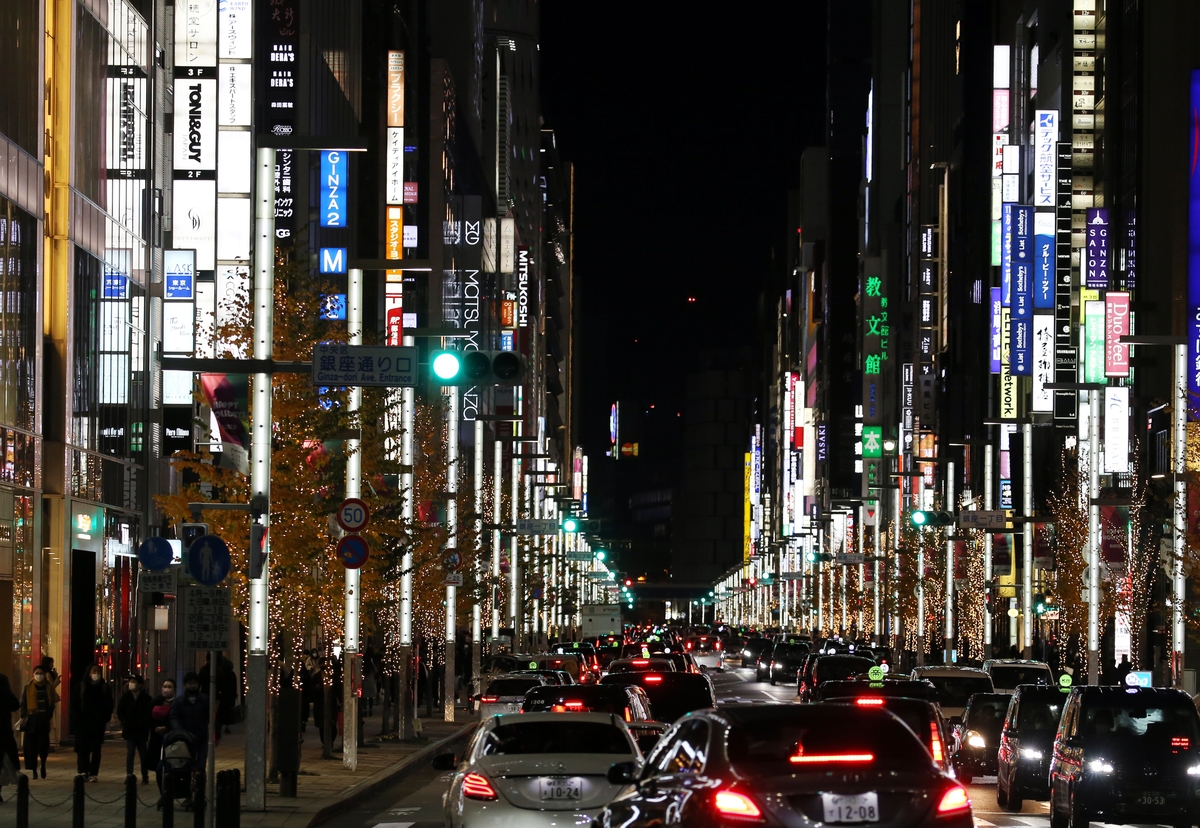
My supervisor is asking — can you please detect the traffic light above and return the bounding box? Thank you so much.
[180,522,209,548]
[561,515,582,533]
[249,523,267,580]
[624,578,633,588]
[806,550,834,563]
[910,510,954,528]
[430,350,464,383]
[594,549,607,562]
[430,349,526,386]
[1034,593,1053,615]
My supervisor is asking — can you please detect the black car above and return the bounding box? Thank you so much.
[755,641,776,681]
[768,642,810,685]
[815,678,939,703]
[1049,686,1200,828]
[951,692,1012,783]
[823,695,953,773]
[798,654,877,701]
[996,684,1068,808]
[739,637,772,670]
[600,670,717,724]
[597,703,974,828]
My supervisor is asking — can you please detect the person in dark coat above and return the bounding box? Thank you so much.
[199,654,237,733]
[117,674,154,784]
[147,678,175,792]
[19,664,57,778]
[75,664,114,781]
[0,673,19,802]
[170,672,210,765]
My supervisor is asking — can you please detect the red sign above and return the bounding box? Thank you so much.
[1105,291,1131,377]
[500,300,516,327]
[336,498,371,532]
[403,182,418,204]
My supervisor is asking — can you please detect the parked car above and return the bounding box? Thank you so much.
[983,659,1055,691]
[950,692,1012,783]
[1048,686,1200,828]
[910,666,995,723]
[996,684,1069,809]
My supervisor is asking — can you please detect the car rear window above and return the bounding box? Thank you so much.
[690,639,718,652]
[1080,698,1200,744]
[774,644,809,659]
[640,683,715,722]
[990,665,1053,689]
[1016,695,1065,732]
[480,721,633,755]
[485,678,541,697]
[726,707,932,774]
[815,656,876,683]
[523,690,627,715]
[922,675,994,708]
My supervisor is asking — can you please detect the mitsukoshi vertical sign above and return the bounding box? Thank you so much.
[1189,70,1200,418]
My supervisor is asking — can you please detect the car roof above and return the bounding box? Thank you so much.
[912,666,991,677]
[600,671,712,688]
[1071,686,1195,702]
[984,659,1052,668]
[486,711,627,726]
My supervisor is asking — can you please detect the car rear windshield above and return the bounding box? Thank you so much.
[742,640,770,655]
[480,721,632,755]
[726,708,932,774]
[872,700,934,740]
[524,691,626,715]
[990,665,1053,689]
[965,696,1010,731]
[611,660,673,672]
[690,639,718,652]
[1016,695,1065,732]
[1079,698,1200,744]
[485,678,541,697]
[923,675,994,708]
[774,644,809,659]
[815,657,876,683]
[640,682,715,722]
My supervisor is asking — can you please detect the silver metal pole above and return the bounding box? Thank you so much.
[342,267,363,770]
[492,436,502,641]
[917,475,925,665]
[473,417,483,701]
[1088,390,1101,683]
[945,460,955,663]
[245,147,275,810]
[873,510,881,643]
[1174,344,1187,687]
[444,388,459,721]
[400,336,415,737]
[984,443,994,651]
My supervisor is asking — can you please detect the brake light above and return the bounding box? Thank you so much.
[856,697,885,706]
[565,701,584,710]
[714,790,762,818]
[937,785,970,814]
[644,674,664,683]
[1173,737,1191,749]
[929,721,945,763]
[701,637,708,641]
[789,753,874,764]
[632,659,649,665]
[479,695,499,703]
[715,641,722,650]
[686,642,693,650]
[462,773,499,801]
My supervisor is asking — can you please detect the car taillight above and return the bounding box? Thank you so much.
[715,641,722,650]
[686,642,693,650]
[479,695,499,703]
[856,697,884,706]
[632,659,649,665]
[929,721,945,763]
[937,785,970,814]
[565,701,584,710]
[714,790,762,818]
[462,773,499,801]
[789,752,874,764]
[1174,737,1191,750]
[644,674,663,683]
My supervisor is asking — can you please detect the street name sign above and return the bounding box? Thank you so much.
[312,343,419,387]
[515,518,558,535]
[565,550,593,562]
[957,511,1009,530]
[138,567,179,595]
[836,553,866,565]
[184,586,232,651]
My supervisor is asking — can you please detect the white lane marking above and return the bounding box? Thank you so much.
[973,819,996,826]
[374,823,416,828]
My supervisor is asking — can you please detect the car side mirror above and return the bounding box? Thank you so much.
[607,761,638,784]
[431,752,458,770]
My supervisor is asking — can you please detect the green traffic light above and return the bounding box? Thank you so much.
[911,510,929,527]
[562,516,580,532]
[595,550,606,562]
[432,351,462,381]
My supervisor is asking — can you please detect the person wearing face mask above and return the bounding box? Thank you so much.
[117,674,153,784]
[169,672,210,765]
[19,665,57,779]
[148,679,175,793]
[75,663,114,782]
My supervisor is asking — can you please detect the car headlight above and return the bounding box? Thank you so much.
[966,731,986,749]
[1188,766,1200,777]
[1020,748,1043,761]
[772,662,778,668]
[1088,759,1114,774]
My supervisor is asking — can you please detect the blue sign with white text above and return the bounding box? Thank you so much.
[320,151,347,228]
[319,248,347,274]
[319,294,347,320]
[1002,205,1014,307]
[165,274,194,300]
[1011,318,1032,376]
[1034,233,1054,309]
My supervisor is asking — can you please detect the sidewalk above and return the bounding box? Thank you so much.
[3,704,477,828]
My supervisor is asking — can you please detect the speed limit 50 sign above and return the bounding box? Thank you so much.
[336,498,371,533]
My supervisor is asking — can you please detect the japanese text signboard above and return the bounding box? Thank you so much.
[184,586,232,651]
[311,344,418,387]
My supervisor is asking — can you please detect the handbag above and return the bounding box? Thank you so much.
[13,716,26,733]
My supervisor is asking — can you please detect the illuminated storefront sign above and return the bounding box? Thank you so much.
[1083,299,1106,383]
[1189,70,1200,418]
[386,206,403,260]
[174,79,217,172]
[1105,291,1130,377]
[990,287,1002,374]
[387,51,405,127]
[1085,208,1109,289]
[176,0,218,66]
[517,245,530,328]
[320,150,347,227]
[1034,110,1058,207]
[386,127,404,205]
[1034,212,1054,309]
[1032,314,1054,412]
[1104,386,1130,473]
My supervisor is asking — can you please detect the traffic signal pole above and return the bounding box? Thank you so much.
[944,461,955,664]
[472,418,483,702]
[1022,422,1035,659]
[245,147,275,810]
[492,436,502,642]
[444,387,459,722]
[399,334,415,738]
[343,267,363,770]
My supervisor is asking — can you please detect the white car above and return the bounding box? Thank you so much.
[910,665,995,723]
[475,673,551,717]
[436,711,641,827]
[684,635,724,670]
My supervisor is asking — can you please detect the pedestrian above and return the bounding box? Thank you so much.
[75,663,114,781]
[117,674,153,784]
[148,678,175,792]
[1116,654,1132,685]
[0,673,19,802]
[19,664,57,778]
[199,653,237,734]
[169,672,210,766]
[362,655,377,717]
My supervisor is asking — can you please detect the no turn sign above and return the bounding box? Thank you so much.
[336,498,371,533]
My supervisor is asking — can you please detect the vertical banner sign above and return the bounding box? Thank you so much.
[516,245,530,328]
[1085,208,1110,289]
[1189,71,1200,419]
[1034,110,1058,208]
[1011,318,1032,376]
[256,0,298,137]
[1084,300,1106,383]
[990,287,1003,374]
[743,453,753,563]
[200,373,251,474]
[1104,386,1131,474]
[387,51,405,126]
[320,151,347,227]
[1012,205,1033,320]
[1032,315,1054,412]
[1055,143,1077,420]
[386,127,404,205]
[173,3,217,271]
[1000,307,1018,418]
[385,206,403,260]
[1002,204,1015,307]
[1100,505,1130,567]
[861,258,887,426]
[1034,212,1055,309]
[1105,292,1131,377]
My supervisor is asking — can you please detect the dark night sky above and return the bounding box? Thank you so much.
[540,4,829,459]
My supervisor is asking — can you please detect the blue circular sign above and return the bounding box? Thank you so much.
[338,535,370,569]
[138,536,174,571]
[187,535,231,585]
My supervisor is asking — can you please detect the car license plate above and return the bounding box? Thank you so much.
[822,792,880,823]
[1139,791,1167,807]
[539,777,583,801]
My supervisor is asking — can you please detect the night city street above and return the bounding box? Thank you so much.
[2,0,1200,827]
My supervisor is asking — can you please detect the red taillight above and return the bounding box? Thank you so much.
[714,790,762,818]
[715,641,722,650]
[462,773,498,801]
[644,674,664,683]
[929,721,945,763]
[632,659,649,665]
[479,695,499,703]
[1173,737,1191,749]
[686,642,693,650]
[937,785,970,814]
[789,753,874,764]
[565,701,584,710]
[856,697,884,706]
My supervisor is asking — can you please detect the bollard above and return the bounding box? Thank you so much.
[73,774,86,828]
[192,770,204,828]
[126,773,139,828]
[161,772,174,828]
[230,768,241,828]
[16,773,29,828]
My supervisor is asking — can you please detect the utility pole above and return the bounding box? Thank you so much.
[472,418,483,701]
[342,267,363,770]
[1022,421,1034,659]
[944,460,955,664]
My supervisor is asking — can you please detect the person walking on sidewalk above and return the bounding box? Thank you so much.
[20,664,57,779]
[76,664,114,782]
[148,678,175,792]
[0,673,20,802]
[170,672,211,766]
[117,674,153,784]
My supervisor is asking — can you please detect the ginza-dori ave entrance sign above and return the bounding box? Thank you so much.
[312,343,419,387]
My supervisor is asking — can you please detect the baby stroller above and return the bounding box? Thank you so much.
[158,730,200,810]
